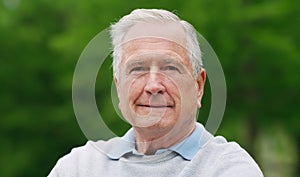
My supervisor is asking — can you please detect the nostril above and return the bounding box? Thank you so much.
[144,79,166,95]
[145,88,165,95]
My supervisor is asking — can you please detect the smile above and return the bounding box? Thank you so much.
[136,104,173,108]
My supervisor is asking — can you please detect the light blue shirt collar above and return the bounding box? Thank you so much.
[106,122,206,161]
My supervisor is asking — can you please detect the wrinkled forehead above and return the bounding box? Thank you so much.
[121,37,189,62]
[120,36,193,75]
[122,21,186,47]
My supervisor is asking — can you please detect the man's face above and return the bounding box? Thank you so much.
[115,22,205,133]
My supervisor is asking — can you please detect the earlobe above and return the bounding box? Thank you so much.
[197,100,201,108]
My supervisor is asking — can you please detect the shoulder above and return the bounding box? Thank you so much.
[194,135,264,177]
[47,138,121,177]
[55,140,111,161]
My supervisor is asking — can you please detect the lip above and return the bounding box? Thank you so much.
[136,104,174,108]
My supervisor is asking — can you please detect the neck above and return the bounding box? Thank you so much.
[133,122,196,155]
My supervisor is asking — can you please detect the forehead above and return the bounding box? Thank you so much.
[122,37,188,59]
[121,37,191,71]
[120,21,192,72]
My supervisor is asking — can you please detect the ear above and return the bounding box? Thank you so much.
[114,76,120,98]
[114,76,122,109]
[196,69,206,108]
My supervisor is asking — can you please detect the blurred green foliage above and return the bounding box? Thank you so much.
[0,0,299,176]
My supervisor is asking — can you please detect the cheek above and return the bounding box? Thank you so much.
[167,75,196,99]
[176,79,198,105]
[121,77,146,103]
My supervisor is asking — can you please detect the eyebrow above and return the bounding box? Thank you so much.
[125,60,147,68]
[161,58,179,64]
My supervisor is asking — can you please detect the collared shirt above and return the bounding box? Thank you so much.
[106,122,205,160]
[49,122,264,177]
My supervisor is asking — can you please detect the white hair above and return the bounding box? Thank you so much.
[110,9,202,79]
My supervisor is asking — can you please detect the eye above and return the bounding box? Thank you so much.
[130,67,148,73]
[161,66,180,72]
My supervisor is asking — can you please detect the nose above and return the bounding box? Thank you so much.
[144,72,166,95]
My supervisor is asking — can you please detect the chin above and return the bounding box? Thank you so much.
[141,117,176,131]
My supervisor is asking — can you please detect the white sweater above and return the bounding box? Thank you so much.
[48,127,263,177]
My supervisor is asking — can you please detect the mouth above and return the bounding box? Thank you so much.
[136,104,174,108]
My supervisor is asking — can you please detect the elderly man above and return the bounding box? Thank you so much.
[48,9,263,176]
